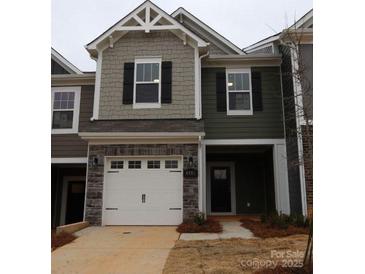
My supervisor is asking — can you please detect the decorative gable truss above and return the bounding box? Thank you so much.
[86,1,209,57]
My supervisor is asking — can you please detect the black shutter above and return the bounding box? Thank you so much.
[216,71,227,112]
[252,71,263,111]
[161,61,172,103]
[123,62,134,104]
[161,61,172,104]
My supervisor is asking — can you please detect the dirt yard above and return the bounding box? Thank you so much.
[163,235,308,274]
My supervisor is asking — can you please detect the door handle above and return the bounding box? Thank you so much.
[142,194,146,203]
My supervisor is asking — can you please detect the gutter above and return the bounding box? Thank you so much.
[208,53,282,61]
[51,74,96,86]
[78,131,206,140]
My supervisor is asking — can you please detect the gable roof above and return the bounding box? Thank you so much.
[244,9,313,53]
[85,0,209,57]
[171,7,245,55]
[51,48,83,74]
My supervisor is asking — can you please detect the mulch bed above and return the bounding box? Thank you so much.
[255,265,312,274]
[51,230,77,251]
[176,219,223,233]
[240,217,309,238]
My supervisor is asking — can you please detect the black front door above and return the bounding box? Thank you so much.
[211,167,231,212]
[65,181,85,224]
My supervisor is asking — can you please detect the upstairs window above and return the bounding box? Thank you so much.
[51,87,81,134]
[226,68,253,115]
[134,58,161,108]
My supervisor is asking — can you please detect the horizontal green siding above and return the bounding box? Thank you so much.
[202,67,284,139]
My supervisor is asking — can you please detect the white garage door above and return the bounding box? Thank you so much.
[103,157,183,225]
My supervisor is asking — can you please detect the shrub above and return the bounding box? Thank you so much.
[269,213,289,229]
[260,214,267,223]
[262,211,310,229]
[193,211,205,225]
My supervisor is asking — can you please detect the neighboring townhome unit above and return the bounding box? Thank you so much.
[51,48,95,228]
[51,1,303,227]
[245,9,313,215]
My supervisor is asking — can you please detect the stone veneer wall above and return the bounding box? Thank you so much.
[85,144,199,225]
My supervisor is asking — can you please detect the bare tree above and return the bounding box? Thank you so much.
[279,22,313,269]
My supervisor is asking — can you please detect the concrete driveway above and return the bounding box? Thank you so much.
[52,226,179,274]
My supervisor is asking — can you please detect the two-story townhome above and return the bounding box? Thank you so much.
[52,1,303,227]
[245,10,313,216]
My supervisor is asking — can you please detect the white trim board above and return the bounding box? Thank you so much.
[91,51,102,120]
[171,7,244,55]
[51,86,81,134]
[88,138,201,145]
[244,35,280,53]
[79,132,205,139]
[203,139,285,145]
[51,48,83,74]
[133,57,162,109]
[272,144,291,214]
[86,1,208,56]
[51,158,88,164]
[226,68,253,116]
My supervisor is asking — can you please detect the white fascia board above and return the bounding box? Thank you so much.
[51,48,83,74]
[171,8,244,55]
[79,132,206,139]
[51,157,88,164]
[245,9,312,52]
[289,9,313,29]
[86,1,208,53]
[244,35,280,52]
[203,139,285,145]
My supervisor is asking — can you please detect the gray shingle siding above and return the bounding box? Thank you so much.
[98,31,195,119]
[201,67,285,139]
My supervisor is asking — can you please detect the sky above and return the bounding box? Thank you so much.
[52,0,312,72]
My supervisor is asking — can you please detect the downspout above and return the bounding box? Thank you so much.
[198,51,209,216]
[197,50,209,119]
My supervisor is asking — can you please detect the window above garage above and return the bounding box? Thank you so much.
[133,57,161,109]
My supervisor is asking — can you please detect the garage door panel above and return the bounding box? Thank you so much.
[103,157,183,225]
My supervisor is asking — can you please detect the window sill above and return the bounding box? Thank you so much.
[227,110,253,116]
[52,128,78,134]
[133,103,161,109]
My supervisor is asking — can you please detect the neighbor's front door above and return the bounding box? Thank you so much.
[65,181,85,224]
[210,167,231,213]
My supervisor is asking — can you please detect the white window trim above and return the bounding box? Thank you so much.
[226,68,253,116]
[51,86,81,134]
[133,57,162,109]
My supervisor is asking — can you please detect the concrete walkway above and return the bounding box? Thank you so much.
[179,221,255,241]
[52,226,179,274]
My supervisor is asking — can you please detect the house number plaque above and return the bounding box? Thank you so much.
[184,168,198,178]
